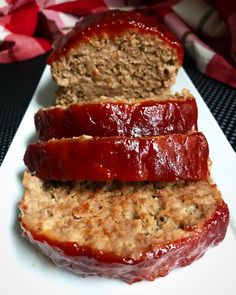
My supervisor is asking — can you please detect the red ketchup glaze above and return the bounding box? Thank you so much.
[48,9,183,65]
[24,133,209,182]
[20,201,229,284]
[35,99,198,141]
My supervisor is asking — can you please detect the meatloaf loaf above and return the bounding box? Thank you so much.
[48,10,183,106]
[19,172,229,284]
[35,90,197,140]
[23,133,209,182]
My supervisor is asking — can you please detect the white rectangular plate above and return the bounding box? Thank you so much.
[1,66,236,295]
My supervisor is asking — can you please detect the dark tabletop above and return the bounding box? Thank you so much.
[0,53,236,165]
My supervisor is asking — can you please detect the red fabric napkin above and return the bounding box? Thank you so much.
[0,0,235,88]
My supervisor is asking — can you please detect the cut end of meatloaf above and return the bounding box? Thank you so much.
[19,172,228,267]
[49,10,183,105]
[52,30,180,102]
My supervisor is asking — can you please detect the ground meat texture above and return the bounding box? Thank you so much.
[35,93,198,141]
[23,133,209,182]
[19,172,229,283]
[48,10,183,105]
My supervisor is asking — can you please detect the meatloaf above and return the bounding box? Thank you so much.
[23,133,209,182]
[35,90,197,140]
[19,172,229,284]
[48,10,183,106]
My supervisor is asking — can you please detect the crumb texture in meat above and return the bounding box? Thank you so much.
[19,172,229,283]
[49,10,183,105]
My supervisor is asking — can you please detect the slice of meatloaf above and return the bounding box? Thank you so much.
[48,10,183,104]
[23,133,209,182]
[35,90,198,141]
[19,172,229,284]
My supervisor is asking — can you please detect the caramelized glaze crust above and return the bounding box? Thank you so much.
[35,97,198,140]
[24,133,209,182]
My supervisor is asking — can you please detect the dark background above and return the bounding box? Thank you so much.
[0,53,236,165]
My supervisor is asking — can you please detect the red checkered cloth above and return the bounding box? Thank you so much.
[0,0,235,88]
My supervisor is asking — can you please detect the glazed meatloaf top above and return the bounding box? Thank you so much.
[48,9,183,67]
[49,10,183,102]
[20,172,227,261]
[23,133,209,182]
[35,90,198,140]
